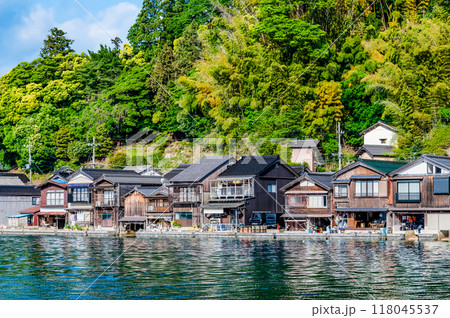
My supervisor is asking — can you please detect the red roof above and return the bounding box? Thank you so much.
[19,206,40,214]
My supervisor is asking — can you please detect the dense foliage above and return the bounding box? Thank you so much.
[0,0,449,171]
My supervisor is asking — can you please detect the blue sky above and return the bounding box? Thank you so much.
[0,0,143,76]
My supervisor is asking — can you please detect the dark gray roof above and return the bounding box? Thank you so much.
[0,185,40,196]
[202,201,245,209]
[307,172,334,189]
[219,155,293,178]
[69,168,140,181]
[355,145,394,157]
[290,165,310,176]
[287,139,319,148]
[281,172,333,191]
[95,175,163,186]
[164,164,191,180]
[425,154,450,170]
[123,186,162,198]
[170,156,233,183]
[359,121,397,135]
[335,208,388,212]
[0,173,30,185]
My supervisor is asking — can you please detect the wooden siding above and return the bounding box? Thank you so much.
[393,175,450,209]
[124,191,147,217]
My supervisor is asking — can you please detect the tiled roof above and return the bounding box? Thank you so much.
[123,186,161,198]
[97,175,163,186]
[281,172,333,191]
[307,172,334,188]
[359,121,397,135]
[0,185,40,196]
[170,156,233,183]
[287,139,319,148]
[355,145,394,157]
[0,173,30,185]
[424,154,450,170]
[70,168,140,181]
[164,164,191,180]
[359,159,406,174]
[219,155,280,177]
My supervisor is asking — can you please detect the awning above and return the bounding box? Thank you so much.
[307,214,333,218]
[148,216,172,221]
[119,216,147,222]
[202,201,245,209]
[281,213,308,219]
[335,208,388,212]
[204,208,224,215]
[36,211,67,216]
[390,208,450,212]
[350,175,382,180]
[8,214,32,218]
[68,184,92,188]
[332,180,351,184]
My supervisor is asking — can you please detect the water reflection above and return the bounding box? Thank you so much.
[0,236,449,299]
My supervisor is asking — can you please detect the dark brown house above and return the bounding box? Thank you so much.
[281,172,334,231]
[333,159,405,230]
[168,156,234,227]
[389,154,450,234]
[92,175,163,229]
[203,155,298,227]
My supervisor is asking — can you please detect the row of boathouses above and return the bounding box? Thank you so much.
[1,153,450,238]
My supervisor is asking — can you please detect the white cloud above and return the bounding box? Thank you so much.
[59,2,140,53]
[13,4,55,52]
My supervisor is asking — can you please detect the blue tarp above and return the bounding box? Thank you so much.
[7,214,32,218]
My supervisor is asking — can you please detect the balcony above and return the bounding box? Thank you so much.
[210,179,254,200]
[171,192,200,203]
[396,192,421,203]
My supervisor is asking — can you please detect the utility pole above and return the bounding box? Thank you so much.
[24,138,32,183]
[88,137,102,168]
[337,122,343,170]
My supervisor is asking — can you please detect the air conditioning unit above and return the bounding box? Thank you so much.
[148,206,154,212]
[96,201,102,207]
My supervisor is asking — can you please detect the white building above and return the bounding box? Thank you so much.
[355,121,397,161]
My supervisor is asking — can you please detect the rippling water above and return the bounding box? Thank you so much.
[0,235,449,299]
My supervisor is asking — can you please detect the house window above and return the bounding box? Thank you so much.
[32,197,40,205]
[46,190,64,206]
[380,139,387,144]
[397,181,421,202]
[435,167,442,174]
[307,195,327,208]
[334,185,348,198]
[355,180,379,197]
[175,212,192,220]
[267,184,277,193]
[289,195,307,207]
[427,163,433,174]
[104,190,115,205]
[300,180,315,187]
[179,187,196,202]
[72,187,89,203]
[434,177,449,195]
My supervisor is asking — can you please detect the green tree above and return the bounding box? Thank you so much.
[40,27,75,57]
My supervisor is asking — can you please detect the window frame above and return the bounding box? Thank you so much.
[46,189,64,206]
[396,180,421,202]
[334,185,348,198]
[355,180,379,197]
[307,195,327,208]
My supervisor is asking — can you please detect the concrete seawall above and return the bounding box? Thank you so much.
[0,228,440,241]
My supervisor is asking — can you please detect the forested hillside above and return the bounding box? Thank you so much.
[0,0,449,172]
